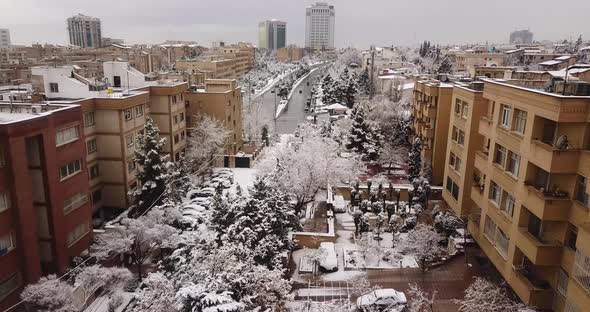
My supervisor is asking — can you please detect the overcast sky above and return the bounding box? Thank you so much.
[1,0,589,48]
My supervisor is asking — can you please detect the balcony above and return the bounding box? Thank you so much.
[529,140,580,174]
[423,105,436,118]
[512,270,555,309]
[522,185,570,221]
[478,116,492,137]
[474,150,489,171]
[421,125,434,139]
[516,227,562,266]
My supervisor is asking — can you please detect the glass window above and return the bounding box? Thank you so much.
[454,100,462,115]
[451,126,458,142]
[67,222,89,247]
[92,189,102,204]
[495,228,510,258]
[84,112,95,127]
[49,82,59,93]
[56,126,80,146]
[126,134,134,147]
[507,152,520,177]
[124,109,132,121]
[0,193,9,213]
[501,192,515,218]
[557,269,569,297]
[500,104,512,128]
[489,181,501,204]
[494,145,507,167]
[462,103,469,118]
[484,216,497,241]
[457,130,465,145]
[575,175,589,207]
[573,249,590,294]
[513,109,527,134]
[127,161,136,173]
[59,160,82,180]
[134,105,143,117]
[0,232,15,254]
[89,165,99,179]
[87,139,97,155]
[566,224,578,251]
[0,272,22,301]
[446,176,459,200]
[449,152,456,168]
[63,193,88,215]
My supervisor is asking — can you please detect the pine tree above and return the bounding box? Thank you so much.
[357,68,371,96]
[408,137,422,183]
[130,117,171,217]
[321,74,336,105]
[346,104,381,161]
[575,35,583,52]
[438,55,454,74]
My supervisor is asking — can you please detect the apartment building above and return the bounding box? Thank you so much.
[176,57,236,79]
[0,49,27,65]
[466,78,590,311]
[305,2,336,50]
[441,82,487,217]
[31,61,187,216]
[0,103,92,311]
[277,46,305,63]
[454,51,507,72]
[67,14,102,48]
[258,19,287,51]
[185,79,243,166]
[0,29,10,49]
[411,79,453,185]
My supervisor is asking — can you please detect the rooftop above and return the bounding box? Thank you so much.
[0,102,74,124]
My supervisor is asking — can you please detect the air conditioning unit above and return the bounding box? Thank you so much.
[31,105,41,115]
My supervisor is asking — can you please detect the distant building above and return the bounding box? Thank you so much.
[0,29,10,49]
[277,46,305,63]
[101,37,124,47]
[67,14,102,48]
[509,29,534,45]
[305,2,335,50]
[258,20,287,51]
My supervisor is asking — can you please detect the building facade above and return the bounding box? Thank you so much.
[67,14,102,48]
[258,20,287,51]
[277,46,305,63]
[305,2,335,50]
[0,103,92,311]
[0,29,10,49]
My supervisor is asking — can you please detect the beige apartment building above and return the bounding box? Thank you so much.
[177,57,236,79]
[464,78,590,311]
[411,79,453,185]
[277,46,305,63]
[185,79,243,166]
[454,52,507,72]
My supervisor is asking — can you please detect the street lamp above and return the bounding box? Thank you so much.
[273,86,278,131]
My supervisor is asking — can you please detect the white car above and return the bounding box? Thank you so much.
[333,195,346,213]
[356,289,407,312]
[318,242,338,272]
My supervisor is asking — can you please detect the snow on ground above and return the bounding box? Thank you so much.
[213,167,257,196]
[83,292,135,312]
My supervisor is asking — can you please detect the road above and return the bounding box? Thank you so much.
[242,65,325,136]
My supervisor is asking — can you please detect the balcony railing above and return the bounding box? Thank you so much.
[479,116,492,137]
[516,227,562,266]
[522,184,570,221]
[512,269,555,309]
[529,139,580,174]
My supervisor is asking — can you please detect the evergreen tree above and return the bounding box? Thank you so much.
[341,69,358,108]
[357,68,371,96]
[438,55,454,74]
[321,74,337,105]
[575,35,583,52]
[167,162,192,204]
[130,117,171,217]
[408,137,422,183]
[346,104,381,161]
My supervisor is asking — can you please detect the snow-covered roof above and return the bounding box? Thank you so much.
[555,55,572,61]
[581,46,590,51]
[324,103,349,110]
[539,60,563,66]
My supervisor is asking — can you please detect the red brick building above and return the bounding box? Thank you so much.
[0,103,92,311]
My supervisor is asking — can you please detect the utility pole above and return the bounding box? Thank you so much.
[274,86,278,132]
[369,45,375,100]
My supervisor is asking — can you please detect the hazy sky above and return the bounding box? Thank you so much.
[1,0,589,48]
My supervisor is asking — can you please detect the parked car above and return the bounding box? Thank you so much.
[333,195,346,213]
[189,197,211,208]
[356,289,407,312]
[319,242,338,272]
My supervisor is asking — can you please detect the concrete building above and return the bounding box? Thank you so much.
[277,46,305,63]
[67,14,102,48]
[185,79,243,166]
[454,51,507,72]
[0,49,27,65]
[510,29,534,45]
[0,102,92,311]
[305,2,335,51]
[258,20,287,51]
[0,29,10,49]
[410,78,453,186]
[457,76,590,311]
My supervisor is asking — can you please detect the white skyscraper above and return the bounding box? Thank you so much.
[258,19,287,51]
[0,29,11,49]
[67,14,102,48]
[305,2,335,50]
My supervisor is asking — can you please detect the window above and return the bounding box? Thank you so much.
[557,269,569,297]
[180,130,186,140]
[124,109,132,121]
[0,272,22,302]
[63,193,88,215]
[455,157,462,172]
[136,129,144,145]
[134,105,143,117]
[172,95,177,104]
[446,176,460,200]
[180,112,185,122]
[484,216,497,241]
[489,181,501,204]
[462,103,469,119]
[49,82,59,93]
[457,130,465,145]
[451,126,458,142]
[494,145,507,167]
[575,175,589,207]
[56,126,80,146]
[500,104,512,128]
[454,100,462,115]
[449,152,456,168]
[127,161,136,173]
[89,164,99,179]
[87,139,97,155]
[174,134,180,144]
[92,189,102,204]
[573,249,590,293]
[501,192,515,218]
[67,222,89,247]
[566,224,578,251]
[126,134,134,147]
[513,109,527,134]
[0,232,15,254]
[495,228,510,258]
[174,115,179,124]
[84,112,95,127]
[59,160,82,180]
[0,193,9,213]
[507,152,520,177]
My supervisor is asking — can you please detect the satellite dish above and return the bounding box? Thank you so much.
[555,135,568,149]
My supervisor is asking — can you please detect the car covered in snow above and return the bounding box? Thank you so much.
[333,195,346,213]
[318,242,338,272]
[356,289,407,312]
[188,197,211,208]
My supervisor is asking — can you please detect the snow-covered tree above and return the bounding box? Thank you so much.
[336,67,358,107]
[437,55,454,74]
[75,265,133,304]
[321,74,337,105]
[258,124,364,215]
[379,142,406,174]
[21,275,77,312]
[346,104,382,161]
[243,97,271,144]
[401,224,444,272]
[130,116,171,217]
[130,273,177,312]
[94,212,180,280]
[411,177,430,212]
[357,68,372,96]
[407,283,436,312]
[456,277,537,312]
[434,211,464,237]
[408,137,423,183]
[186,114,230,179]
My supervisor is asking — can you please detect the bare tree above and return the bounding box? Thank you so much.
[407,283,436,312]
[185,114,229,179]
[455,277,537,312]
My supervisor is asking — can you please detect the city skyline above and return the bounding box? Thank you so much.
[0,0,589,48]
